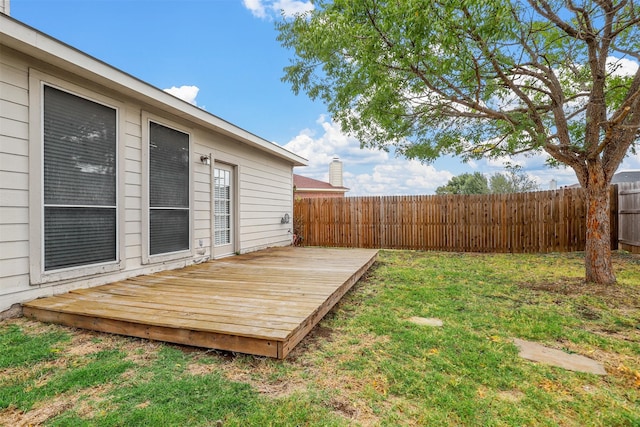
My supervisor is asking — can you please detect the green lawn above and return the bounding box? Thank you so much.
[1,250,639,426]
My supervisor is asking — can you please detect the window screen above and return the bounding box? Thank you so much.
[43,86,117,270]
[149,122,190,255]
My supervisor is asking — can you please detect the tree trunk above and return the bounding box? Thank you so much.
[584,164,616,285]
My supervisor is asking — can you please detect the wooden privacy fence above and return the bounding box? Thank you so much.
[294,187,619,253]
[618,181,640,254]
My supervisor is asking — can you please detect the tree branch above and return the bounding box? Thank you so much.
[528,0,582,39]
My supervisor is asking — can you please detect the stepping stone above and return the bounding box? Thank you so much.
[407,317,443,327]
[513,339,606,375]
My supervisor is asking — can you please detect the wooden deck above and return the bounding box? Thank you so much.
[22,247,378,359]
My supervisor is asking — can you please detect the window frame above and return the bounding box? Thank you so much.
[141,112,193,264]
[29,70,126,284]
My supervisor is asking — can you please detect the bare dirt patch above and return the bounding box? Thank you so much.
[328,396,359,420]
[187,361,218,376]
[4,317,64,335]
[215,357,309,398]
[594,327,640,342]
[496,389,525,403]
[1,352,69,385]
[285,324,336,360]
[519,277,640,310]
[0,383,118,426]
[1,392,78,426]
[0,304,23,320]
[121,339,162,366]
[65,329,115,357]
[556,339,640,389]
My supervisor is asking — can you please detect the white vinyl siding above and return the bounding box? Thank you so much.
[238,156,293,249]
[123,109,143,268]
[193,172,211,236]
[0,55,31,299]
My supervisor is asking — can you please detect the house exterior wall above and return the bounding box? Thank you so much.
[0,40,299,312]
[1,50,30,304]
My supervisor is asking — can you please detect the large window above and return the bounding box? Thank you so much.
[43,85,117,270]
[149,122,190,255]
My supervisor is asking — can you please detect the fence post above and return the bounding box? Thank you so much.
[610,184,618,250]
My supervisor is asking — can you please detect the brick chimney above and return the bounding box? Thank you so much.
[329,156,343,188]
[0,0,9,15]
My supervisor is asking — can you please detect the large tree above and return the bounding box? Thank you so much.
[277,0,640,284]
[490,166,541,193]
[436,172,490,195]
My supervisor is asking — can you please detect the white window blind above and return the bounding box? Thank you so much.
[149,122,190,255]
[43,85,117,270]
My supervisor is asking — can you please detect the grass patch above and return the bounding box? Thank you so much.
[1,251,638,426]
[1,349,133,412]
[0,323,69,369]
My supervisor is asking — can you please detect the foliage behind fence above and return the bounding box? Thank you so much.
[294,187,619,253]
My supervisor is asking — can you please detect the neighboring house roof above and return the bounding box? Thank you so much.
[294,174,349,193]
[0,13,307,167]
[612,170,640,183]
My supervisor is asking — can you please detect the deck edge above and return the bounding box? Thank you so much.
[23,306,280,358]
[279,250,378,359]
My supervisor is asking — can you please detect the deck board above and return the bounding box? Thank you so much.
[22,247,378,358]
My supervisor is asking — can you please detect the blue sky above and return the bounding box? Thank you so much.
[10,0,640,195]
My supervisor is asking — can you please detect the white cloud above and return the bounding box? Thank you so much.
[243,0,267,18]
[619,150,640,171]
[163,85,200,105]
[273,0,314,17]
[243,0,313,19]
[531,167,577,189]
[346,161,454,196]
[486,155,525,169]
[466,159,478,169]
[284,116,387,174]
[284,115,453,196]
[607,56,639,77]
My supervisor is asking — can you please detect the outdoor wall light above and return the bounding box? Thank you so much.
[200,155,210,165]
[281,213,290,224]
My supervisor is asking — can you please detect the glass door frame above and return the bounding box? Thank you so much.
[212,162,236,258]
